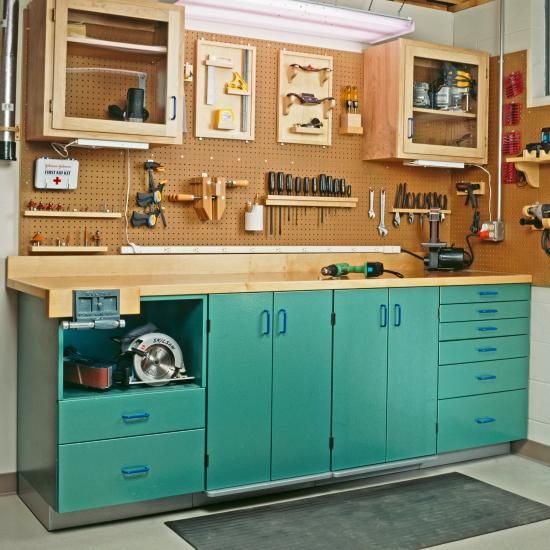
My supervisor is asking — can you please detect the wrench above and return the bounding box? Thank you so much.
[378,189,388,237]
[368,188,375,219]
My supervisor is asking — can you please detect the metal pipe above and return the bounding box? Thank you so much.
[0,0,18,161]
[497,0,505,221]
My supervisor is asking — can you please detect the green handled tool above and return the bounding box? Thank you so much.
[320,262,403,278]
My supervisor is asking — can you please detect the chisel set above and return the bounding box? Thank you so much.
[265,171,357,236]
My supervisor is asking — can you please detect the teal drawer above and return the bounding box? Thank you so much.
[438,390,527,453]
[59,387,205,444]
[58,429,205,512]
[440,284,530,304]
[440,301,530,323]
[439,335,528,365]
[438,358,528,399]
[439,318,529,341]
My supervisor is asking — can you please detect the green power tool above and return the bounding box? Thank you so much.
[320,262,403,279]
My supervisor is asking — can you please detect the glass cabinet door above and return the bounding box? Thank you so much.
[51,0,182,138]
[401,43,488,160]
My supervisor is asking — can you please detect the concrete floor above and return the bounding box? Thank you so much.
[1,454,550,550]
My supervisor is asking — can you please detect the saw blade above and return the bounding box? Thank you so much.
[140,344,176,380]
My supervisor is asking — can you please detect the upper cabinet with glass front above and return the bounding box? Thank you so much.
[25,0,184,145]
[363,39,489,164]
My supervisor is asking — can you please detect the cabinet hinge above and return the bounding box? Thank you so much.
[204,453,209,467]
[438,306,440,321]
[51,8,55,22]
[331,312,336,326]
[329,436,334,450]
[48,99,53,113]
[207,319,211,333]
[436,422,439,433]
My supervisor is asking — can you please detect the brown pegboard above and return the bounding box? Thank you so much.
[19,30,453,255]
[450,50,550,285]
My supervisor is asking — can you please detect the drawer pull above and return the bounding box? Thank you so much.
[477,347,497,353]
[476,374,497,381]
[121,412,150,421]
[477,327,498,332]
[478,309,498,314]
[475,417,496,424]
[394,304,402,327]
[479,291,499,296]
[121,465,150,476]
[262,309,271,335]
[380,304,388,328]
[278,308,287,335]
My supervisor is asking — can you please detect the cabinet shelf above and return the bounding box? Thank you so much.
[30,246,108,253]
[24,210,122,219]
[413,108,477,121]
[67,36,167,56]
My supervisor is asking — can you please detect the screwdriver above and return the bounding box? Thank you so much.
[268,172,275,235]
[277,171,284,235]
[312,177,319,225]
[327,175,333,219]
[333,178,339,217]
[341,178,347,216]
[286,173,293,222]
[303,176,310,217]
[319,174,326,224]
[294,176,301,225]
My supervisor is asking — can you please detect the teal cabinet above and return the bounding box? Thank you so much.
[439,335,529,365]
[206,293,273,490]
[439,318,529,341]
[332,289,388,471]
[440,284,530,304]
[271,291,333,480]
[387,288,439,462]
[439,301,530,323]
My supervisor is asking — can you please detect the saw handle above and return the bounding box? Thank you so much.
[167,193,196,202]
[226,179,249,188]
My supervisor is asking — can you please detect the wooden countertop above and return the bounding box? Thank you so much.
[6,254,532,318]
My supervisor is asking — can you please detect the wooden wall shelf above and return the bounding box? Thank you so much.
[66,36,167,56]
[412,108,476,121]
[507,150,550,188]
[30,246,109,254]
[24,211,122,219]
[391,208,451,215]
[265,195,358,208]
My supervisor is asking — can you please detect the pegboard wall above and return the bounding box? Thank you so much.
[450,50,550,285]
[19,30,453,255]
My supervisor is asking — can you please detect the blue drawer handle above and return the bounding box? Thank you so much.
[121,412,150,421]
[477,327,498,332]
[278,308,287,334]
[475,417,496,424]
[262,309,271,335]
[479,291,498,296]
[476,374,497,381]
[380,304,387,328]
[477,347,497,353]
[121,466,150,476]
[478,309,498,314]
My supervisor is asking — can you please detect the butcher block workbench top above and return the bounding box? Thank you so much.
[6,254,532,318]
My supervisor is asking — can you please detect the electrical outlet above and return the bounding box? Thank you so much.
[480,220,505,242]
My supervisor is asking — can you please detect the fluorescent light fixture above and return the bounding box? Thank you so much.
[73,139,149,150]
[177,0,414,45]
[403,160,465,169]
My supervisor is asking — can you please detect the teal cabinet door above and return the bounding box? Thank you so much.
[207,293,273,490]
[271,291,333,480]
[387,288,439,462]
[332,289,388,471]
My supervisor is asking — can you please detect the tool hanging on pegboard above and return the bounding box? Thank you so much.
[131,161,167,229]
[504,71,524,98]
[503,102,521,126]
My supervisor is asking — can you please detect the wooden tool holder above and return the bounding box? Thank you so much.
[265,195,358,209]
[507,149,550,188]
[278,50,334,146]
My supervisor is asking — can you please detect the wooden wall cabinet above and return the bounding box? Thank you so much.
[25,0,185,145]
[363,39,489,164]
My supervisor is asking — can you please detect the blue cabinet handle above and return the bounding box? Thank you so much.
[262,309,271,335]
[477,347,497,353]
[170,96,177,121]
[121,466,150,476]
[278,308,287,334]
[477,326,498,332]
[475,417,496,424]
[478,309,498,314]
[380,304,388,327]
[476,374,497,381]
[479,290,498,296]
[121,412,150,421]
[394,304,402,327]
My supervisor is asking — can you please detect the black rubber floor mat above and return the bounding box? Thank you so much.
[166,472,550,549]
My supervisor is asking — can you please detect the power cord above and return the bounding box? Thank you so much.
[541,229,550,256]
[384,269,404,278]
[51,140,77,158]
[401,248,424,261]
[124,149,139,253]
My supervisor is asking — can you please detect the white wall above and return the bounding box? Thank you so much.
[529,288,550,446]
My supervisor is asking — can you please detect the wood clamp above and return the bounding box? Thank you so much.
[288,64,332,84]
[283,93,336,118]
